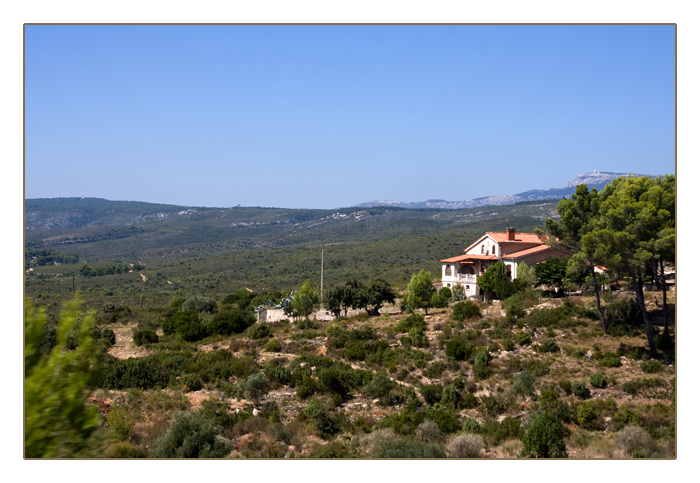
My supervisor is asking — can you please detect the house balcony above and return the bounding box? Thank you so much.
[458,274,478,283]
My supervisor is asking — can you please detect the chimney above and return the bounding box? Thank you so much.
[507,227,516,241]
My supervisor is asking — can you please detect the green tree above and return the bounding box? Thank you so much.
[325,284,353,318]
[477,261,522,300]
[539,184,608,332]
[580,175,675,357]
[515,261,537,288]
[292,279,320,319]
[521,411,569,458]
[361,279,397,316]
[25,296,100,458]
[406,270,436,315]
[243,373,270,407]
[534,256,570,291]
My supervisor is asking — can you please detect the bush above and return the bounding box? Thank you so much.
[242,373,270,406]
[396,313,427,333]
[415,420,441,442]
[149,411,232,458]
[246,322,271,340]
[571,381,590,399]
[423,361,447,379]
[463,418,481,434]
[375,438,445,458]
[264,339,282,352]
[447,433,483,458]
[209,308,255,335]
[132,328,159,346]
[521,411,569,458]
[420,384,444,406]
[362,372,396,402]
[511,372,536,398]
[515,331,532,346]
[181,373,202,392]
[589,372,606,389]
[445,340,472,361]
[535,339,560,353]
[640,360,664,374]
[577,401,602,430]
[182,296,218,314]
[598,354,622,368]
[451,301,481,322]
[614,425,651,457]
[501,337,515,351]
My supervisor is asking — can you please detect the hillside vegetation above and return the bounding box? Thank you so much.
[24,176,676,458]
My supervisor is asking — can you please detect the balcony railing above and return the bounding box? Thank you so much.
[458,274,477,283]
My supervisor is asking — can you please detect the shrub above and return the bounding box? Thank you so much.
[420,384,444,406]
[589,372,606,389]
[640,360,664,374]
[149,411,232,458]
[463,418,481,434]
[423,361,447,379]
[415,420,441,442]
[515,331,532,346]
[535,339,560,353]
[511,372,536,398]
[363,372,396,402]
[181,373,202,392]
[614,425,651,457]
[558,380,572,395]
[396,313,427,333]
[106,406,134,441]
[246,322,271,340]
[447,433,483,458]
[501,337,515,351]
[182,296,218,314]
[521,411,569,458]
[445,339,472,361]
[576,401,602,430]
[132,328,159,346]
[209,308,255,335]
[264,339,282,352]
[571,381,590,399]
[305,399,342,438]
[598,354,622,368]
[440,384,459,410]
[105,441,147,458]
[375,438,445,458]
[473,349,491,380]
[451,301,481,322]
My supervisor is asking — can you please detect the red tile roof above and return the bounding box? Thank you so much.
[441,254,498,263]
[501,245,553,259]
[486,231,546,244]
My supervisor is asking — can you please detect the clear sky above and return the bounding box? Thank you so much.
[24,24,675,209]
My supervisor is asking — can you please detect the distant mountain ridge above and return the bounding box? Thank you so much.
[355,171,651,210]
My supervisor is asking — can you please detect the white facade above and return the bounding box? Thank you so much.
[440,228,571,299]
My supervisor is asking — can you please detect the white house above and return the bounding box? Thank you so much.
[439,227,571,298]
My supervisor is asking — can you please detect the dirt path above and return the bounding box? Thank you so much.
[140,273,148,282]
[108,323,151,359]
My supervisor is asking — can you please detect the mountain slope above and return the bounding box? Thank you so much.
[356,171,651,209]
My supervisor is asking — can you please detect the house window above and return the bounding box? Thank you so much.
[465,285,469,291]
[481,244,485,254]
[492,245,496,255]
[445,265,452,276]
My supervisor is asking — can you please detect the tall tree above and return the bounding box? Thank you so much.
[292,279,320,319]
[539,184,608,333]
[406,270,436,315]
[580,175,674,357]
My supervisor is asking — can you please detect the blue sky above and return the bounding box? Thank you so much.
[24,24,675,209]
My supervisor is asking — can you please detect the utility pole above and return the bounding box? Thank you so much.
[320,249,324,303]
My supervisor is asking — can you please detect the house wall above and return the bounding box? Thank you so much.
[504,248,571,279]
